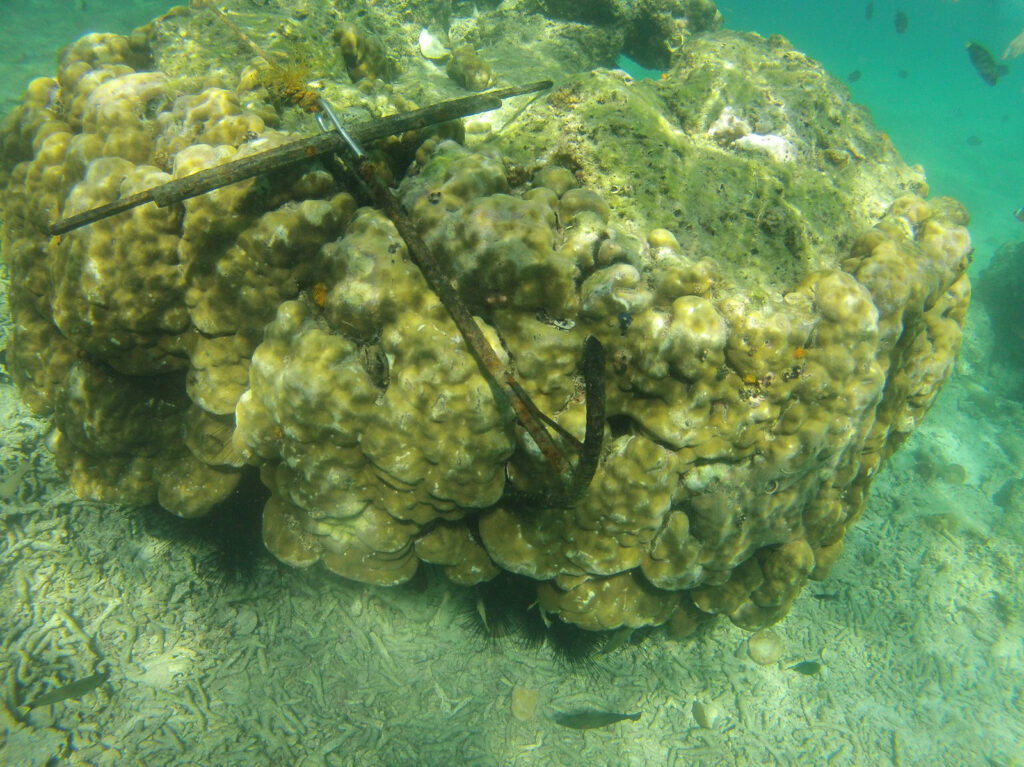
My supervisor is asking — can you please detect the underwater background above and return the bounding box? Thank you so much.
[0,0,1021,765]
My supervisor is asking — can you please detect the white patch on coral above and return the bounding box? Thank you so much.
[302,199,331,227]
[732,133,797,163]
[85,72,168,123]
[267,224,290,248]
[707,106,751,144]
[419,29,449,60]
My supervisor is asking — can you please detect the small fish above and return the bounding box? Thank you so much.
[811,592,839,601]
[864,2,874,21]
[789,661,822,675]
[966,135,982,146]
[1014,207,1024,223]
[967,42,1009,86]
[897,69,909,79]
[553,710,641,729]
[847,70,862,83]
[894,10,908,34]
[22,669,110,710]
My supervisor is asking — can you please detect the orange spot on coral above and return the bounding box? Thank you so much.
[744,374,758,385]
[794,347,807,359]
[312,282,328,307]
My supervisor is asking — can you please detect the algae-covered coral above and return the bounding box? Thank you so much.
[0,0,970,634]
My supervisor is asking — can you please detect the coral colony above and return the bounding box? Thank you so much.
[0,2,969,637]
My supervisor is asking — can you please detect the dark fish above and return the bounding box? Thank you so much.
[966,135,982,146]
[847,70,862,83]
[789,661,822,675]
[812,592,839,601]
[967,42,1009,86]
[554,710,641,729]
[23,669,110,709]
[894,10,908,34]
[897,69,909,79]
[865,2,873,21]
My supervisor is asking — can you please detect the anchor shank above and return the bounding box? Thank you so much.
[47,82,550,236]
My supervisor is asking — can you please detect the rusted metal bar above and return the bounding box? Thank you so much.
[47,81,551,235]
[48,189,155,235]
[356,157,572,477]
[324,92,603,494]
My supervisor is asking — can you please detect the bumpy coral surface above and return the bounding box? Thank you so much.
[0,1,970,633]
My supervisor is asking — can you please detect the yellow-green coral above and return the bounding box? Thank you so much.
[0,18,971,636]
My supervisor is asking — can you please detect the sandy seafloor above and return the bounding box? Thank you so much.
[1,1,1023,765]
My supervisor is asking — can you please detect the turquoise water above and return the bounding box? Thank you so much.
[1,2,1022,765]
[724,0,1024,265]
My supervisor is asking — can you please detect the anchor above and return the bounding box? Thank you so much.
[48,81,605,504]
